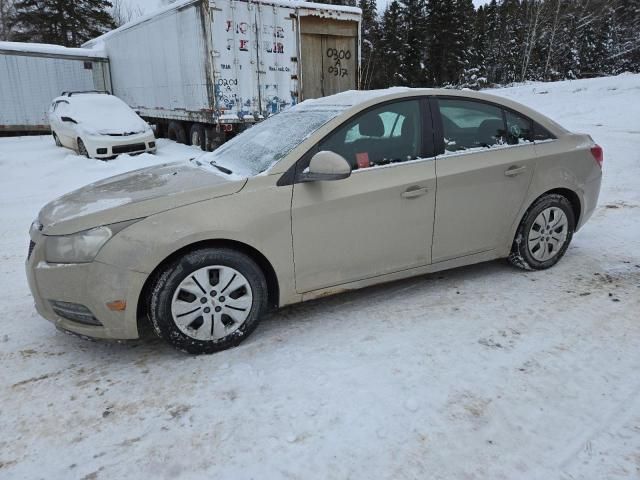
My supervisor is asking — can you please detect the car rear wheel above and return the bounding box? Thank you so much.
[53,132,62,147]
[77,138,90,158]
[149,248,268,354]
[508,194,575,270]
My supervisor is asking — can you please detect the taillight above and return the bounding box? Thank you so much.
[591,144,603,168]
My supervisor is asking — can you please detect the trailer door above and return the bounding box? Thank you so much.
[212,0,262,117]
[254,3,299,113]
[299,16,358,100]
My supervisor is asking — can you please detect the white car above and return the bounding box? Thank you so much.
[48,91,156,159]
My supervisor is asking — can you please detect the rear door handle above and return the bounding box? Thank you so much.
[505,166,526,177]
[401,186,428,199]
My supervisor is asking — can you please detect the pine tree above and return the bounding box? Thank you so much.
[13,0,116,46]
[461,3,489,88]
[359,0,380,89]
[0,0,16,40]
[378,0,406,87]
[399,0,428,86]
[362,0,640,90]
[483,0,502,84]
[424,0,474,86]
[614,0,640,73]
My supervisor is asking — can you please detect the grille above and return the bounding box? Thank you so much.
[27,240,35,260]
[112,143,146,154]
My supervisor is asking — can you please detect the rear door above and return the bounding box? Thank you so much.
[299,16,358,100]
[430,97,537,262]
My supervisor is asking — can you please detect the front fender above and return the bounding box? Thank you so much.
[95,175,297,307]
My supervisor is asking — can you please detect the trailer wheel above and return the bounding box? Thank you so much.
[205,128,223,151]
[167,121,187,144]
[153,121,166,139]
[189,124,206,150]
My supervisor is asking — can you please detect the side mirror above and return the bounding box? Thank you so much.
[61,116,77,124]
[300,151,351,182]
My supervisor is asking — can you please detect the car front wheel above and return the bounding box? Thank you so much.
[508,193,575,271]
[149,248,268,354]
[77,138,90,158]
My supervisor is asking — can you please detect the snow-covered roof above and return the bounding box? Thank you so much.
[84,0,361,47]
[0,41,106,59]
[293,88,413,111]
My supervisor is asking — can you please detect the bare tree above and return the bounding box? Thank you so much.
[0,0,16,40]
[542,0,562,79]
[520,0,544,82]
[111,0,144,27]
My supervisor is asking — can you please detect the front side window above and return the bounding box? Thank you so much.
[319,100,422,170]
[438,98,506,154]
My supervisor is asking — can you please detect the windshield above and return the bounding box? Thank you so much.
[71,95,148,134]
[202,108,344,176]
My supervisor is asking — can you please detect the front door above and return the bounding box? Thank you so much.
[291,99,436,293]
[430,97,537,262]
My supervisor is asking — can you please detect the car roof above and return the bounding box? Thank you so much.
[52,92,113,103]
[294,87,568,136]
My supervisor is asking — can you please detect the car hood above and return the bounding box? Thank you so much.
[39,162,247,235]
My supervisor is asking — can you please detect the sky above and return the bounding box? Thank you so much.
[128,0,489,16]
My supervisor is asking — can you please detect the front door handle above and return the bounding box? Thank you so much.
[505,166,526,177]
[401,186,428,199]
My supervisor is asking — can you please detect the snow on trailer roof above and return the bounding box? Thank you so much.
[84,0,361,47]
[0,41,106,59]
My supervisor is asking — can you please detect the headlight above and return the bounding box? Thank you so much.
[29,220,43,236]
[44,219,140,264]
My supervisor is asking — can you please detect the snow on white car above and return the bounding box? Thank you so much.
[48,91,156,159]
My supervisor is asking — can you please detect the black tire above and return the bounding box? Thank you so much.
[205,127,223,151]
[189,123,207,150]
[167,121,187,144]
[77,138,90,158]
[153,121,166,139]
[508,193,575,271]
[149,248,268,354]
[53,132,62,147]
[206,128,223,151]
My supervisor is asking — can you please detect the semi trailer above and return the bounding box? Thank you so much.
[0,42,111,134]
[84,0,362,150]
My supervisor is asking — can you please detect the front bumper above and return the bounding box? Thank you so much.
[26,232,148,340]
[85,132,157,159]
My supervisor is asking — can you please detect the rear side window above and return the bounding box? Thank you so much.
[437,99,506,153]
[319,100,422,170]
[505,110,534,145]
[533,122,554,141]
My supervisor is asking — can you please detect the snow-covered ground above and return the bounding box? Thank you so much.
[1,75,639,479]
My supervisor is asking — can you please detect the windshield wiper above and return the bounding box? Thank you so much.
[209,161,233,175]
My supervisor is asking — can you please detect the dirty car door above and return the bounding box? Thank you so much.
[291,98,436,293]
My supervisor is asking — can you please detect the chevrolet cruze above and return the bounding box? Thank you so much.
[27,88,603,354]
